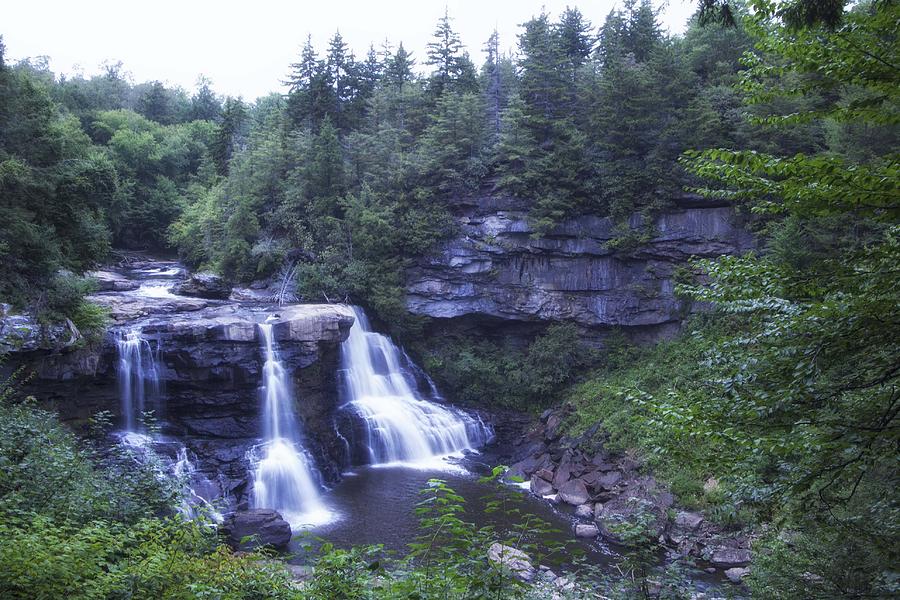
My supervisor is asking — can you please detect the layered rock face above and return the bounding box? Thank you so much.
[406,196,754,341]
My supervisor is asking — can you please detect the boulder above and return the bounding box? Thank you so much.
[509,455,541,479]
[724,567,750,584]
[674,511,704,531]
[574,523,600,538]
[530,474,555,496]
[222,509,292,549]
[558,479,590,506]
[710,548,751,568]
[574,503,594,519]
[597,471,623,490]
[545,414,563,441]
[552,453,574,488]
[176,272,232,299]
[88,270,140,291]
[488,543,534,581]
[534,468,554,482]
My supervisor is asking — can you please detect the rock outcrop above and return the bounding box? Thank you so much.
[406,196,754,341]
[175,272,232,300]
[222,509,293,549]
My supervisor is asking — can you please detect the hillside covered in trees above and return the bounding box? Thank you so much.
[0,0,897,597]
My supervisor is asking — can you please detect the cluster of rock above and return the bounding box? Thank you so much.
[0,303,80,354]
[509,409,753,585]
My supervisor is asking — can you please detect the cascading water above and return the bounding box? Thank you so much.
[340,306,492,466]
[251,321,330,526]
[174,447,223,522]
[116,329,162,431]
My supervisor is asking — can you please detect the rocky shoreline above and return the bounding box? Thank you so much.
[507,408,754,587]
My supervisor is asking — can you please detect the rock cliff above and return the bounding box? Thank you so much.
[406,196,754,341]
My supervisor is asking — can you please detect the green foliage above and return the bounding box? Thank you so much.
[0,516,301,600]
[565,317,752,513]
[425,323,596,410]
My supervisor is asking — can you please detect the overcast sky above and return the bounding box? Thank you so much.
[3,0,697,101]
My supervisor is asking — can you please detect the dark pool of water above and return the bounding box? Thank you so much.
[285,453,726,595]
[289,455,616,572]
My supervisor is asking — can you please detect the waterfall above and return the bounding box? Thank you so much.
[174,447,223,523]
[251,322,330,526]
[116,329,162,431]
[340,307,492,465]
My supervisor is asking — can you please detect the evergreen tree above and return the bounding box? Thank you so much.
[482,29,503,137]
[137,81,173,124]
[306,115,345,217]
[554,6,594,85]
[190,76,221,122]
[517,12,567,140]
[384,43,415,92]
[211,97,247,175]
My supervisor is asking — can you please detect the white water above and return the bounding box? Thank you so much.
[116,329,162,431]
[135,281,176,298]
[251,322,331,527]
[340,307,491,466]
[174,448,223,522]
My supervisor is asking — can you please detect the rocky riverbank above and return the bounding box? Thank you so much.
[507,408,754,587]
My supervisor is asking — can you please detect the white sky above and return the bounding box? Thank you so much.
[3,0,697,101]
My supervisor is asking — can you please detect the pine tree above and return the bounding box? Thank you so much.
[138,81,172,124]
[212,97,247,175]
[554,7,594,85]
[384,43,415,92]
[517,12,566,140]
[623,0,662,62]
[306,115,345,217]
[190,76,221,122]
[425,9,464,98]
[326,31,355,129]
[482,29,503,136]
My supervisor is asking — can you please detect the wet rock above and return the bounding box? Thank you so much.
[88,270,140,291]
[488,543,534,581]
[90,292,209,321]
[530,474,555,496]
[596,477,673,543]
[710,548,751,568]
[724,567,750,584]
[222,509,292,549]
[558,479,590,506]
[574,504,594,519]
[575,523,600,538]
[176,271,232,299]
[509,455,541,479]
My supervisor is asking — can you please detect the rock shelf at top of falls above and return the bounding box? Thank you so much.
[87,259,355,347]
